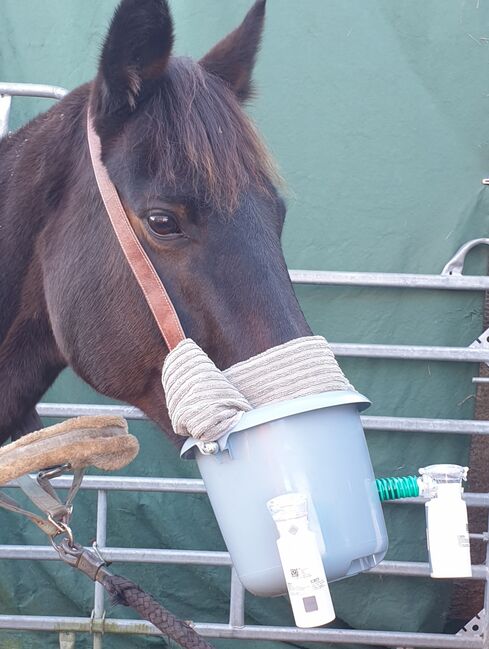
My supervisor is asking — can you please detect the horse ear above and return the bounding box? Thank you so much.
[200,0,266,102]
[92,0,173,129]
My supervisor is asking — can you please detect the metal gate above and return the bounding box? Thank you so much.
[1,83,489,649]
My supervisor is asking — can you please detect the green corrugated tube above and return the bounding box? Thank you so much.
[376,475,419,501]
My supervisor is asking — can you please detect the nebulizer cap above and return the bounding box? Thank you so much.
[418,463,468,499]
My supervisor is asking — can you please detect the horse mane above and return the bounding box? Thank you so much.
[123,56,281,213]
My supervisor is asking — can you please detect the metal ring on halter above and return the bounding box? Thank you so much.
[49,517,75,547]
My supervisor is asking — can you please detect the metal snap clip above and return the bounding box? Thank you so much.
[197,441,219,455]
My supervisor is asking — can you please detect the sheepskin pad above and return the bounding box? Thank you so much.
[0,416,139,486]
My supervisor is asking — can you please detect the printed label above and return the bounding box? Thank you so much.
[303,596,319,613]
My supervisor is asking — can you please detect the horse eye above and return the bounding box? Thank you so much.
[147,213,181,238]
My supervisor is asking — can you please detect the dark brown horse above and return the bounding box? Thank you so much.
[0,0,311,446]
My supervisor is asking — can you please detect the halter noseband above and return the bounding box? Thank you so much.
[86,110,185,352]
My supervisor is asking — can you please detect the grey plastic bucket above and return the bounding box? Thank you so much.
[181,390,388,597]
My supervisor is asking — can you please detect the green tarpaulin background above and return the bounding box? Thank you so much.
[1,0,489,647]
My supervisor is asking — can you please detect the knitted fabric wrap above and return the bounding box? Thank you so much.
[224,335,353,407]
[162,335,353,441]
[162,339,252,441]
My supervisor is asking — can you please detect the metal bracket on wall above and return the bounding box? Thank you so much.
[470,327,489,369]
[456,609,485,637]
[393,611,485,649]
[442,239,489,276]
[444,239,489,370]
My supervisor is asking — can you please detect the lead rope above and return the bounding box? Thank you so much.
[100,574,213,649]
[56,539,214,649]
[0,464,214,649]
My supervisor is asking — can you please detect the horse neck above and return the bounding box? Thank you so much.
[0,84,90,442]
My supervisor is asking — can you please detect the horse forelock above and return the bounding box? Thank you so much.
[119,57,281,214]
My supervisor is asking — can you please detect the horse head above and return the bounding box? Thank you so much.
[1,0,311,442]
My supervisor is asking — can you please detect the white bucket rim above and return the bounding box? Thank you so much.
[181,389,370,459]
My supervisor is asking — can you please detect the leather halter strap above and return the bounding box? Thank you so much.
[86,110,185,351]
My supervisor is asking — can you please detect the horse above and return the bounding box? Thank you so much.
[0,0,312,446]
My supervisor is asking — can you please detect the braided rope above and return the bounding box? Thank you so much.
[101,573,215,649]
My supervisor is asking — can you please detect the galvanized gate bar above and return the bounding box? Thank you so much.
[0,83,68,138]
[0,544,486,579]
[0,82,68,99]
[6,474,208,493]
[2,476,489,506]
[289,269,489,290]
[363,416,489,435]
[330,343,489,362]
[92,490,107,649]
[0,546,232,566]
[36,403,489,436]
[229,569,246,628]
[30,343,489,375]
[0,616,482,648]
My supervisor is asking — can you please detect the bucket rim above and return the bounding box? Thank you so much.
[181,389,370,459]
